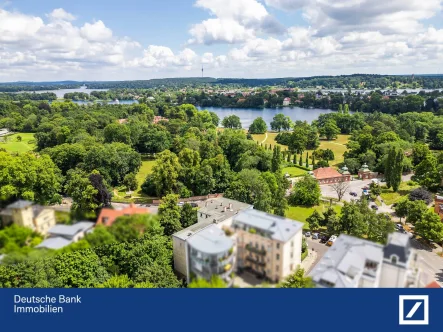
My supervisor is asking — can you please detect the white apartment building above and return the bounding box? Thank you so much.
[309,233,421,288]
[233,209,304,283]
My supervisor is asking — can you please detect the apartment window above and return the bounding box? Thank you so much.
[276,265,279,272]
[255,242,258,248]
[276,243,280,249]
[290,252,293,259]
[261,245,265,251]
[276,254,280,260]
[291,241,294,247]
[290,264,293,271]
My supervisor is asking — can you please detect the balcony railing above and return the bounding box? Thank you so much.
[245,244,267,256]
[246,256,266,267]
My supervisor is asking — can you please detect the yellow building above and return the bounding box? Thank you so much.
[0,200,56,235]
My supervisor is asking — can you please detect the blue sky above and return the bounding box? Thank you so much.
[1,0,443,81]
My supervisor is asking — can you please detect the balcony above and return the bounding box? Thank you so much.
[245,244,267,256]
[246,256,266,267]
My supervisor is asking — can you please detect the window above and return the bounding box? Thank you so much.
[290,264,293,271]
[255,242,258,248]
[391,255,398,264]
[276,265,279,272]
[290,252,293,259]
[276,254,280,260]
[291,241,294,247]
[276,243,280,249]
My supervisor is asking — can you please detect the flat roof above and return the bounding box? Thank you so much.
[198,197,252,223]
[48,221,95,237]
[6,200,34,209]
[187,224,233,254]
[309,234,384,288]
[35,237,73,250]
[233,209,303,242]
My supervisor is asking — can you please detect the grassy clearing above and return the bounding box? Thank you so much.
[282,166,307,177]
[136,159,156,192]
[285,204,342,229]
[252,132,349,168]
[0,133,35,153]
[380,181,420,205]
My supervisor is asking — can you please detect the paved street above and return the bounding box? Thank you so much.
[411,238,443,287]
[304,236,329,274]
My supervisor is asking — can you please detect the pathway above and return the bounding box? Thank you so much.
[260,132,268,144]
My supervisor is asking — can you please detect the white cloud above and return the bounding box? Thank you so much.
[80,21,113,42]
[129,46,197,69]
[47,8,76,21]
[188,18,254,44]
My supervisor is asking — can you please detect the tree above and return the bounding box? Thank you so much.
[413,154,441,190]
[305,152,309,168]
[414,211,443,243]
[412,143,430,166]
[188,275,227,288]
[369,182,381,197]
[16,135,22,142]
[330,180,349,201]
[298,153,303,166]
[367,213,395,244]
[158,194,182,236]
[123,173,138,191]
[306,210,323,231]
[322,149,335,161]
[65,169,111,216]
[277,268,314,288]
[248,117,267,134]
[149,150,181,197]
[222,115,242,129]
[271,146,282,173]
[84,225,116,247]
[339,201,369,238]
[0,151,62,205]
[385,146,404,192]
[319,120,340,140]
[270,113,292,132]
[289,175,321,206]
[180,203,197,228]
[394,198,409,223]
[104,123,132,145]
[409,187,433,204]
[405,200,428,225]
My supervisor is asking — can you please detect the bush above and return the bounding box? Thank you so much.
[409,187,433,205]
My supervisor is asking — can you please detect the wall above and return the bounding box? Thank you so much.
[172,236,188,279]
[12,206,34,230]
[281,230,302,280]
[34,209,56,235]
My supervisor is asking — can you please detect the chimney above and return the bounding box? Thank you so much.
[223,207,227,212]
[229,203,233,211]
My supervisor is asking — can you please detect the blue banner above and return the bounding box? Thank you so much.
[0,289,441,331]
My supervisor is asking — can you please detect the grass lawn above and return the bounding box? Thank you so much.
[135,159,156,192]
[286,204,342,229]
[282,166,307,177]
[252,132,349,168]
[380,181,420,205]
[0,133,35,153]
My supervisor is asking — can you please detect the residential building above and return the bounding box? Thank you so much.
[96,203,150,227]
[312,167,351,184]
[283,97,291,106]
[153,116,169,124]
[309,233,421,288]
[172,197,252,284]
[233,209,304,283]
[434,195,443,221]
[36,221,95,250]
[0,200,56,235]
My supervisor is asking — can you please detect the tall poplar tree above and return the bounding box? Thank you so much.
[385,146,404,192]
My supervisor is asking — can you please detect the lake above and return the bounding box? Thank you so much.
[33,86,109,98]
[198,106,335,128]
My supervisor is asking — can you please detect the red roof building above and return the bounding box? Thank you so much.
[426,281,441,288]
[312,167,351,184]
[96,203,150,227]
[435,195,443,221]
[153,116,169,124]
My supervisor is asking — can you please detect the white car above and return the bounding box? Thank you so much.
[305,231,311,237]
[327,235,337,246]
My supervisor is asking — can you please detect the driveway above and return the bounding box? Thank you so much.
[304,236,329,274]
[410,238,443,287]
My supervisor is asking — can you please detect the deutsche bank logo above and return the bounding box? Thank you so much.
[399,295,429,325]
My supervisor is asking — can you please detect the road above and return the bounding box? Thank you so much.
[304,236,329,274]
[411,238,443,287]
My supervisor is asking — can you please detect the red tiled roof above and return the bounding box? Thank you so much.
[96,203,150,227]
[313,167,343,180]
[426,281,441,288]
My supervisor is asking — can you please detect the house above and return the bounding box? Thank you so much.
[358,163,379,180]
[283,97,291,106]
[172,197,252,284]
[434,195,443,221]
[153,116,169,124]
[96,203,150,227]
[312,167,351,184]
[117,119,128,124]
[0,200,56,235]
[309,233,422,288]
[0,128,9,137]
[36,221,95,250]
[233,209,304,283]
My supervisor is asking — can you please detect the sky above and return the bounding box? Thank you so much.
[1,0,443,82]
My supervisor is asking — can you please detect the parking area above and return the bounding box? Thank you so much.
[320,178,376,202]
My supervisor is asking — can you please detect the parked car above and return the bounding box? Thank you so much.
[305,231,311,237]
[190,202,198,207]
[350,191,357,197]
[327,235,337,246]
[178,202,184,207]
[312,233,319,240]
[362,186,369,190]
[371,205,378,210]
[320,235,328,244]
[395,224,403,230]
